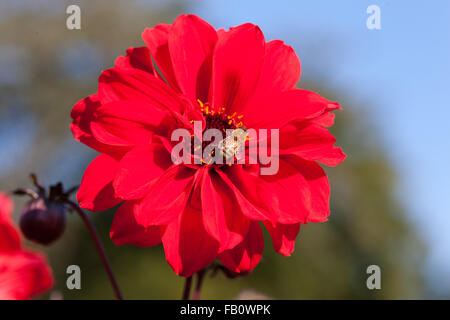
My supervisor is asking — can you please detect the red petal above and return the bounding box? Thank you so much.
[0,251,53,300]
[245,89,338,129]
[263,221,300,256]
[0,192,21,252]
[218,221,263,273]
[210,23,265,114]
[243,40,301,116]
[98,68,184,114]
[312,111,336,127]
[134,165,196,227]
[260,39,301,92]
[70,94,99,145]
[142,24,180,91]
[0,223,21,253]
[90,100,171,147]
[285,156,331,222]
[77,153,122,212]
[216,167,277,222]
[257,159,313,224]
[168,14,217,100]
[161,204,219,277]
[223,163,312,224]
[114,47,155,74]
[110,200,161,247]
[0,191,13,221]
[70,94,124,155]
[113,144,172,200]
[280,122,346,166]
[201,168,250,253]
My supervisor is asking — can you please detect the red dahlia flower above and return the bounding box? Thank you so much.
[71,14,345,277]
[0,192,53,300]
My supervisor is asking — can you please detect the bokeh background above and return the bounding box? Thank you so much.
[0,0,448,299]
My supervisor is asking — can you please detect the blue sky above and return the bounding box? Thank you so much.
[187,0,450,293]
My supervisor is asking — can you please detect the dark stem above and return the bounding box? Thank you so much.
[65,200,123,300]
[182,276,193,300]
[193,269,207,300]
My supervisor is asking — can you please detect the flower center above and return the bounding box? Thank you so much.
[198,99,244,133]
[195,100,247,165]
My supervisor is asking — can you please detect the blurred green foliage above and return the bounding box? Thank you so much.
[0,0,425,299]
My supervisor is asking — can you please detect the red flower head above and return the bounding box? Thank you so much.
[0,192,53,300]
[71,15,345,277]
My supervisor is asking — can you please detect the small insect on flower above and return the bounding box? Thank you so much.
[217,127,248,162]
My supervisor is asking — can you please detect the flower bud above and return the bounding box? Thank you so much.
[20,197,66,245]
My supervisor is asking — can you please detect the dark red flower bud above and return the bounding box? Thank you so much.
[20,197,66,245]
